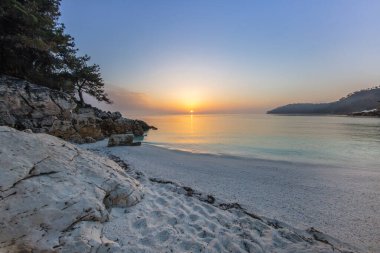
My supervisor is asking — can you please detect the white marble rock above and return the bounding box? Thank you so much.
[0,126,143,252]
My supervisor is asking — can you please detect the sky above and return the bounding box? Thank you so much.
[61,0,380,115]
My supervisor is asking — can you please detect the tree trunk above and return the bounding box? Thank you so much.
[78,89,84,105]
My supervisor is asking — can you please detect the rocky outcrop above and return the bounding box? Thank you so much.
[0,75,156,143]
[0,126,143,252]
[0,76,76,130]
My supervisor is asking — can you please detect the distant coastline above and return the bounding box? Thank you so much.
[267,86,380,116]
[267,112,380,118]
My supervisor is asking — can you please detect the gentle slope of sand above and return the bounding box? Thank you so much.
[83,140,379,252]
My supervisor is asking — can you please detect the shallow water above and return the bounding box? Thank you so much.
[141,114,380,170]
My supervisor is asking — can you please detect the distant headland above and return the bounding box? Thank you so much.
[267,87,380,116]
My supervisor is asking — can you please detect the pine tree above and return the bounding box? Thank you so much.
[69,55,112,105]
[0,0,111,104]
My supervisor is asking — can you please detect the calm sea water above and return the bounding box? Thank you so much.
[140,114,380,170]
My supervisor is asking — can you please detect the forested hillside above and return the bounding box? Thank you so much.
[268,87,380,115]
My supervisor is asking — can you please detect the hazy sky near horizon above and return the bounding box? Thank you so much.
[61,0,380,114]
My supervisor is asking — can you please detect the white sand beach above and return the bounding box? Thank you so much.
[102,168,355,253]
[0,127,358,252]
[83,140,380,252]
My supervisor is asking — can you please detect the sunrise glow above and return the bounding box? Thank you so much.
[63,1,380,115]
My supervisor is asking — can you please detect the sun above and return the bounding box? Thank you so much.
[190,110,194,114]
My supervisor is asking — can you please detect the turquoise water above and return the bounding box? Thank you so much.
[141,114,380,170]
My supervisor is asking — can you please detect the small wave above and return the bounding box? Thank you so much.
[143,141,353,169]
[144,142,299,163]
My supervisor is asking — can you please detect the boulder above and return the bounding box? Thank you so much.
[0,126,143,252]
[108,133,135,147]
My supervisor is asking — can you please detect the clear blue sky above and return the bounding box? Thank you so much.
[61,0,380,114]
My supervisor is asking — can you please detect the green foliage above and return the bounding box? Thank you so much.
[69,55,111,105]
[0,0,111,104]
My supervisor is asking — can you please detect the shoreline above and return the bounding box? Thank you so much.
[106,154,359,253]
[0,127,366,252]
[82,140,380,252]
[144,142,380,174]
[86,139,379,173]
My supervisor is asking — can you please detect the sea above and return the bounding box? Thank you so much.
[140,114,380,170]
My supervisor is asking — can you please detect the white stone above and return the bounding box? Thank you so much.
[0,126,143,252]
